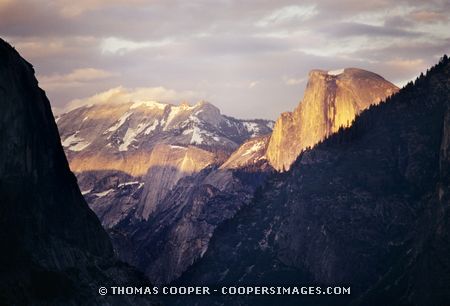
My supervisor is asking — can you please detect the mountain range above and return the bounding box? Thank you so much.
[56,66,397,285]
[2,35,448,306]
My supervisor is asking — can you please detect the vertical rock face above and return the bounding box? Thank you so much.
[266,68,398,171]
[0,39,155,305]
[177,58,450,306]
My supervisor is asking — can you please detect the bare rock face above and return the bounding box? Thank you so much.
[266,68,398,171]
[0,39,156,305]
[57,100,273,223]
[111,139,273,284]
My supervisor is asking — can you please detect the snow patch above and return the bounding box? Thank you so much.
[243,122,260,136]
[119,121,152,151]
[164,104,195,130]
[81,189,92,195]
[184,125,221,145]
[328,68,344,76]
[93,189,114,197]
[118,181,140,187]
[188,114,201,124]
[242,141,264,156]
[191,126,204,144]
[144,120,159,135]
[62,132,91,151]
[105,112,132,133]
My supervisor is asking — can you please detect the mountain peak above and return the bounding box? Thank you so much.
[179,101,192,108]
[266,67,399,171]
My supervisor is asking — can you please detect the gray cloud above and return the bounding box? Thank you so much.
[1,0,449,119]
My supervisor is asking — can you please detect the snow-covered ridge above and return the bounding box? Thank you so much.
[57,100,274,153]
[130,100,167,110]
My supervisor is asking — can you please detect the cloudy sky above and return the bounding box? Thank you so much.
[1,0,449,119]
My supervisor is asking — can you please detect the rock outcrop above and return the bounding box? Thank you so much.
[266,68,398,171]
[178,57,450,306]
[0,38,156,305]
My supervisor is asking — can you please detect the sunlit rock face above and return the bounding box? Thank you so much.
[266,68,399,171]
[57,101,273,222]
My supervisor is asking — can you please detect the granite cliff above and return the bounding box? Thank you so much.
[266,68,398,171]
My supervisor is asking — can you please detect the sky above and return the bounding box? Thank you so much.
[1,0,449,120]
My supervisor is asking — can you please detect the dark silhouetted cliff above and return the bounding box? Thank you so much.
[0,39,157,305]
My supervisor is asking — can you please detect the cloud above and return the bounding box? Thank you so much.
[56,0,148,17]
[385,58,426,72]
[256,5,317,27]
[283,76,306,85]
[1,0,449,119]
[39,68,117,90]
[319,22,421,38]
[100,37,173,54]
[63,86,206,113]
[248,81,259,89]
[409,10,449,23]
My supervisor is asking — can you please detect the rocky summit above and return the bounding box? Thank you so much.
[266,68,398,171]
